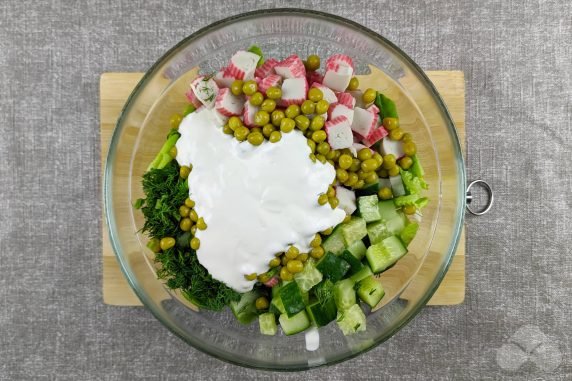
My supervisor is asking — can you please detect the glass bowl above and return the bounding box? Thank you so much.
[104,9,465,370]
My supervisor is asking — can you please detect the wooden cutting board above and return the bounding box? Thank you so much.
[100,71,466,306]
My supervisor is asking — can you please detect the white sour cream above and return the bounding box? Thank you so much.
[176,108,345,292]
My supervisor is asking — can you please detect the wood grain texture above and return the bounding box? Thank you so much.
[100,71,466,307]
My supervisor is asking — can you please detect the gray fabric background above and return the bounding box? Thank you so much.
[0,0,570,379]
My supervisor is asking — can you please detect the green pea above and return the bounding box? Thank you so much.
[402,133,413,142]
[317,193,328,205]
[280,267,293,281]
[269,131,282,143]
[347,77,359,91]
[305,54,320,71]
[308,88,323,102]
[260,99,276,113]
[254,110,270,126]
[345,172,358,187]
[403,141,417,156]
[399,156,413,169]
[242,80,258,96]
[184,198,195,208]
[336,168,349,182]
[363,88,376,103]
[338,154,353,170]
[180,218,192,232]
[307,139,316,152]
[245,272,257,281]
[286,260,303,274]
[179,205,190,217]
[179,166,191,179]
[377,168,389,178]
[310,115,325,131]
[364,172,378,184]
[294,115,310,131]
[262,124,275,138]
[160,237,176,251]
[357,148,372,161]
[280,118,295,133]
[249,92,264,106]
[357,170,369,180]
[234,126,250,141]
[315,100,329,115]
[309,153,317,162]
[310,234,322,247]
[316,141,331,156]
[382,117,399,131]
[311,130,327,143]
[382,154,396,169]
[147,238,161,253]
[361,158,379,172]
[266,86,282,100]
[247,132,264,146]
[378,187,393,200]
[301,100,315,115]
[310,246,325,259]
[255,296,270,309]
[271,109,285,127]
[349,158,361,172]
[189,209,198,222]
[373,153,383,166]
[354,179,365,189]
[403,204,417,215]
[196,217,207,230]
[286,246,300,259]
[388,166,400,177]
[328,196,339,209]
[327,149,340,161]
[285,104,300,119]
[316,154,326,163]
[231,80,244,96]
[327,185,336,198]
[269,257,281,267]
[389,128,404,141]
[228,116,243,131]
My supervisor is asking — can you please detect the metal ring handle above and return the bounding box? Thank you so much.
[466,180,494,216]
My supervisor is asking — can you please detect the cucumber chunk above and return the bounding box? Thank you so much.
[279,311,311,335]
[230,290,261,324]
[336,304,367,336]
[358,195,382,223]
[340,250,364,275]
[349,264,373,283]
[377,200,400,221]
[389,175,406,197]
[278,281,306,317]
[259,312,278,335]
[333,278,357,310]
[269,295,286,315]
[357,275,385,308]
[346,239,367,260]
[294,260,323,293]
[365,235,408,273]
[367,220,391,245]
[306,297,337,327]
[322,225,346,255]
[316,252,351,282]
[400,222,419,246]
[341,217,367,245]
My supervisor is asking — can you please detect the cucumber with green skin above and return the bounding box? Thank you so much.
[336,304,367,335]
[346,239,367,260]
[340,250,364,275]
[358,195,382,223]
[365,235,408,273]
[279,311,311,335]
[259,312,278,335]
[230,290,262,324]
[333,278,357,310]
[321,225,346,255]
[357,275,385,308]
[306,297,337,327]
[341,216,367,246]
[349,265,373,283]
[316,252,351,283]
[278,281,306,317]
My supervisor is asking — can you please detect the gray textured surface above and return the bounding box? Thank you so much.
[0,0,570,379]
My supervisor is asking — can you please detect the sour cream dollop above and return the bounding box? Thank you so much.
[176,108,345,292]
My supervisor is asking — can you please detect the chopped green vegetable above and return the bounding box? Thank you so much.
[374,92,398,119]
[279,311,311,335]
[316,252,351,282]
[358,195,381,223]
[340,250,364,275]
[278,281,306,317]
[400,222,419,246]
[259,312,278,335]
[306,297,337,327]
[333,278,357,310]
[346,239,367,260]
[400,169,428,195]
[247,45,265,67]
[365,235,408,273]
[336,304,367,335]
[294,260,323,293]
[349,265,373,283]
[341,216,367,245]
[230,289,261,324]
[357,275,385,308]
[321,225,346,255]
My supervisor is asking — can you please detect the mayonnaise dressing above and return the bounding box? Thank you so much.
[176,108,345,292]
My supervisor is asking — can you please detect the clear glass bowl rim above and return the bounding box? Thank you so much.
[104,8,466,371]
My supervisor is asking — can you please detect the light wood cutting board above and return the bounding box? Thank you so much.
[100,71,466,306]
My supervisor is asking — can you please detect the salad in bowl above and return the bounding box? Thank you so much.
[134,46,428,339]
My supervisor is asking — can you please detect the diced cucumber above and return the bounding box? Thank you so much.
[400,222,419,246]
[356,179,381,196]
[306,297,337,327]
[357,275,385,308]
[230,290,261,324]
[346,239,367,260]
[341,217,367,245]
[378,200,400,221]
[367,220,391,245]
[340,250,364,275]
[349,264,373,283]
[259,312,278,335]
[322,225,346,255]
[389,175,406,197]
[269,295,286,315]
[316,252,351,283]
[279,311,311,335]
[294,260,323,293]
[278,281,306,317]
[313,279,334,305]
[358,195,381,223]
[336,304,367,335]
[365,235,408,273]
[411,154,425,178]
[333,279,357,310]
